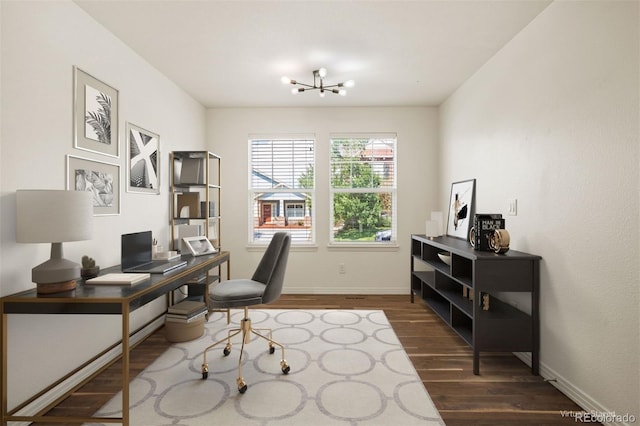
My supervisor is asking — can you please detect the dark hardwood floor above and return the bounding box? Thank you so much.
[35,295,589,425]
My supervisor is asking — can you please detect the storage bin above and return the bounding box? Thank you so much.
[165,316,205,342]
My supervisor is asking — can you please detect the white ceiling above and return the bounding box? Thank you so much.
[75,0,551,108]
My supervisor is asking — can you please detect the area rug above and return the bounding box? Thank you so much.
[88,309,444,425]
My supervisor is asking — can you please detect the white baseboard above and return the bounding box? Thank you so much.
[514,352,635,426]
[284,286,409,295]
[8,317,164,425]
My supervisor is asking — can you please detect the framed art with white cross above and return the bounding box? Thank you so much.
[126,122,160,194]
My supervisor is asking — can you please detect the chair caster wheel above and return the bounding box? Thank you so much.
[237,378,247,394]
[201,363,209,380]
[223,344,231,356]
[281,360,290,375]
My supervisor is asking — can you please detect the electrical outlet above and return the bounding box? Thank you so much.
[338,263,346,274]
[508,198,518,216]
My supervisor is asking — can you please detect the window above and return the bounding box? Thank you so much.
[330,135,396,244]
[249,137,315,244]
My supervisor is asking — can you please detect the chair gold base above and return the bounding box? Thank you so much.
[201,307,290,393]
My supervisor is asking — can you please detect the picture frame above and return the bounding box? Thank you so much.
[446,178,476,239]
[182,236,217,257]
[73,66,119,158]
[126,122,160,194]
[67,155,121,216]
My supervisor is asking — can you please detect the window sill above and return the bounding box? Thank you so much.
[247,243,318,252]
[327,242,399,251]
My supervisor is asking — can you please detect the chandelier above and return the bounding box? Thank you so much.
[281,68,354,97]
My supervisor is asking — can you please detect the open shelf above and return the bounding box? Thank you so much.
[170,151,221,252]
[170,151,225,318]
[410,234,541,375]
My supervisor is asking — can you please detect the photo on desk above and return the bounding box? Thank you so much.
[182,236,217,256]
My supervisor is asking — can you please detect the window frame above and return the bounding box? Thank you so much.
[248,135,316,246]
[329,134,397,246]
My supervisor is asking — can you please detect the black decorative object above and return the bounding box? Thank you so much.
[470,213,505,251]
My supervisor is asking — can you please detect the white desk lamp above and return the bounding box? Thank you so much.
[16,190,93,293]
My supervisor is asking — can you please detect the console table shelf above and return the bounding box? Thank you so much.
[410,234,540,375]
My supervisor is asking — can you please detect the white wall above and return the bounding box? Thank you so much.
[0,1,206,409]
[439,1,639,422]
[2,0,637,421]
[207,107,438,293]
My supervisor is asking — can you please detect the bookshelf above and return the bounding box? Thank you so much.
[170,151,221,252]
[170,151,225,319]
[411,234,541,375]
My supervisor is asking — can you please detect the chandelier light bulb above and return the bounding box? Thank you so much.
[318,68,327,78]
[281,76,291,85]
[343,80,355,88]
[319,90,325,98]
[339,89,347,96]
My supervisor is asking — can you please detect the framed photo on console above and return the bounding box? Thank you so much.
[73,66,119,158]
[67,155,120,216]
[182,236,217,257]
[447,178,475,240]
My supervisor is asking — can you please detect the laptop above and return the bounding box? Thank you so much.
[121,231,187,274]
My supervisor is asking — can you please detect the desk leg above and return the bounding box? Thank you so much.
[1,307,7,426]
[122,303,130,426]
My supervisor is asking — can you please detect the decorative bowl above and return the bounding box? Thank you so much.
[437,252,452,266]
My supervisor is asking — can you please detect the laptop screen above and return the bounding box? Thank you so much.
[121,231,152,270]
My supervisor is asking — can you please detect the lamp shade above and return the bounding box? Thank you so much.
[425,220,440,239]
[16,190,93,293]
[430,211,444,236]
[16,190,93,243]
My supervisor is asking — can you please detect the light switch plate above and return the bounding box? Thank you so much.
[508,199,518,216]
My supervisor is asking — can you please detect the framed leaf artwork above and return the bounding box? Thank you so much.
[73,66,119,158]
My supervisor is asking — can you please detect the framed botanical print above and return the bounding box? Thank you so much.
[126,122,160,194]
[73,66,119,158]
[67,155,120,216]
[446,178,475,239]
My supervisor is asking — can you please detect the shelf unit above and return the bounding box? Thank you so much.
[170,151,221,251]
[411,234,541,375]
[170,151,224,318]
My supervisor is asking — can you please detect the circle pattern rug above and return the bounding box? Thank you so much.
[88,309,444,425]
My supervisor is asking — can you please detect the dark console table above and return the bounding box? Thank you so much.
[410,235,540,375]
[1,251,230,425]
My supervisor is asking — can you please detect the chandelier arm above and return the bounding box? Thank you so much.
[321,83,345,89]
[292,82,317,89]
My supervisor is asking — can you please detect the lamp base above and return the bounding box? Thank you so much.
[36,280,77,294]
